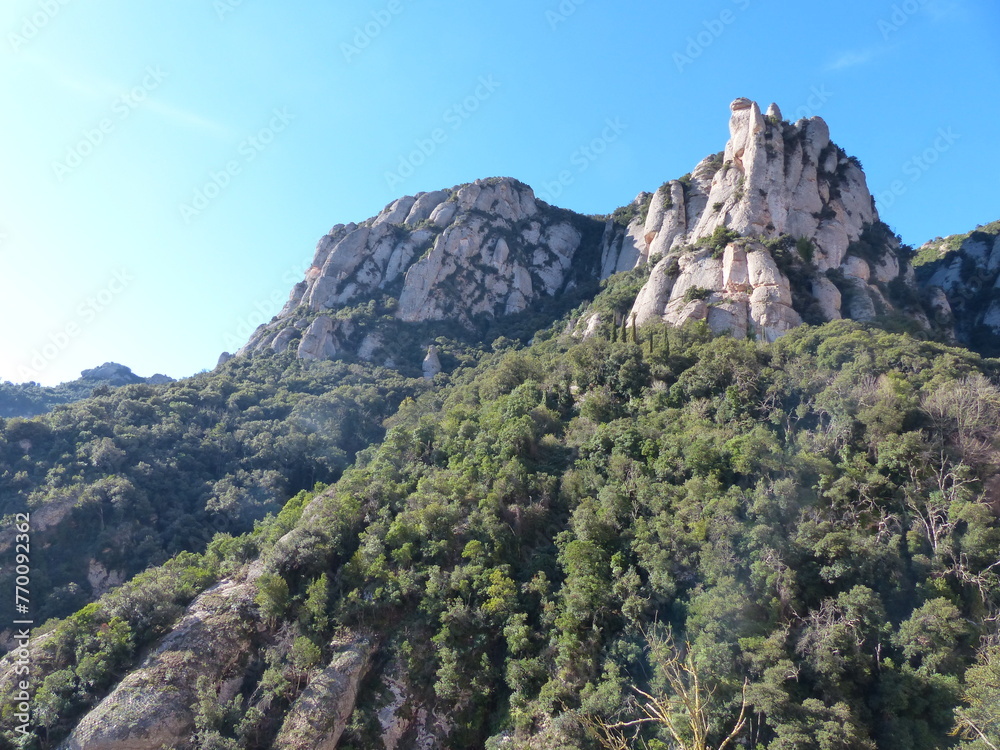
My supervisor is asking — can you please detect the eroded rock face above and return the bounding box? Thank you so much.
[422,346,442,379]
[274,636,372,750]
[59,579,257,750]
[628,97,912,338]
[241,178,588,363]
[238,100,927,360]
[915,224,1000,352]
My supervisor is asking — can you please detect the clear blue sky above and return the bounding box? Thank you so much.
[1,0,997,385]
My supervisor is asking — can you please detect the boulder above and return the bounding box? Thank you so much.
[59,579,257,750]
[422,346,442,379]
[274,636,372,750]
[297,317,337,361]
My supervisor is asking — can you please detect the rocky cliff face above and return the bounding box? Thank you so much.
[239,177,600,367]
[913,220,1000,354]
[619,98,912,342]
[236,99,924,365]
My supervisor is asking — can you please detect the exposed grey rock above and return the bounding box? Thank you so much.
[59,578,257,750]
[373,196,417,226]
[422,346,442,379]
[245,178,588,365]
[581,313,602,339]
[240,100,934,361]
[357,333,382,361]
[405,190,450,225]
[271,327,298,353]
[914,223,1000,348]
[274,636,372,750]
[80,362,142,385]
[87,560,124,598]
[812,276,843,321]
[630,97,909,340]
[297,316,337,361]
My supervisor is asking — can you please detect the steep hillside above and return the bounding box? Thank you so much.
[2,98,999,749]
[7,295,1000,748]
[0,355,426,636]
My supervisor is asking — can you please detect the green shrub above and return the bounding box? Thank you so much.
[796,236,816,263]
[682,286,712,303]
[697,225,741,258]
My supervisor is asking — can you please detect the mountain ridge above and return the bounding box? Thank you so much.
[234,97,973,370]
[2,98,1000,750]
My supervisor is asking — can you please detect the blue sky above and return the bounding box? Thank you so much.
[1,0,997,385]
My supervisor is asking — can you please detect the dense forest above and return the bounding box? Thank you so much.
[0,356,426,626]
[2,265,999,749]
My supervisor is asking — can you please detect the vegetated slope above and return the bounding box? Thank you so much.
[11,268,1000,749]
[0,363,173,419]
[0,352,427,630]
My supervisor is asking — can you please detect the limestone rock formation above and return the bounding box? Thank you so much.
[914,221,1000,352]
[80,362,144,385]
[625,97,913,340]
[59,578,258,750]
[422,345,442,379]
[78,362,174,386]
[274,636,372,750]
[241,177,591,365]
[237,99,928,363]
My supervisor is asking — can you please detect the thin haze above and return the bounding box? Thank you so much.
[1,0,997,385]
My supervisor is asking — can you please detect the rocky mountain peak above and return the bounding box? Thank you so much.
[622,97,912,341]
[240,177,594,367]
[239,99,924,367]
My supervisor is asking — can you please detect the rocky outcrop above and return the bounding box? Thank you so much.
[627,98,912,339]
[366,665,455,750]
[80,362,144,385]
[59,578,257,750]
[87,560,125,598]
[422,346,442,379]
[238,99,927,361]
[914,221,1000,353]
[240,178,593,365]
[274,636,372,750]
[79,363,174,386]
